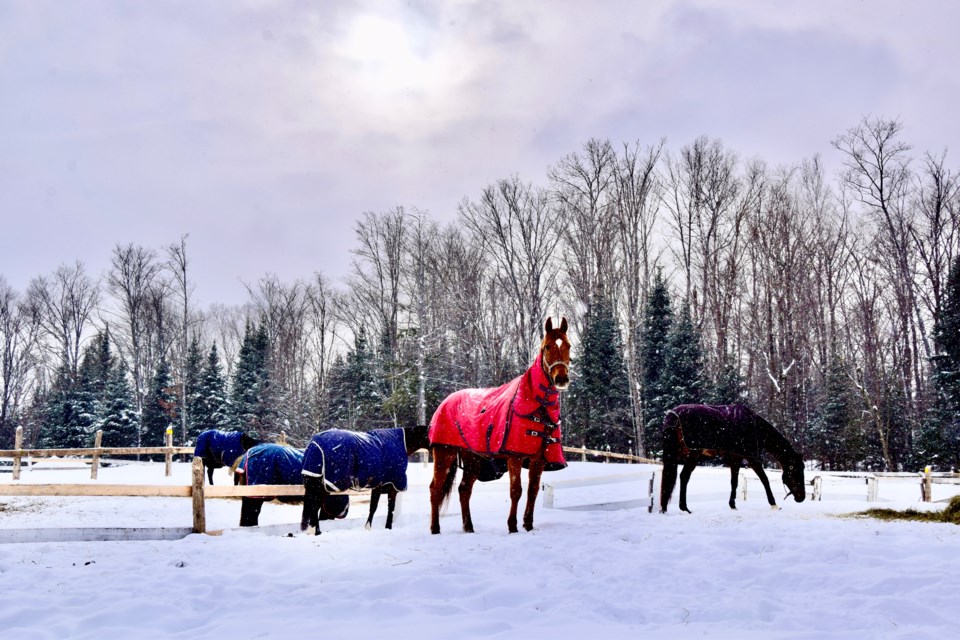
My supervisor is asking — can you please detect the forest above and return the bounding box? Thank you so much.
[2,116,959,472]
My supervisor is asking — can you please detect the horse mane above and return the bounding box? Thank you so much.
[754,414,801,466]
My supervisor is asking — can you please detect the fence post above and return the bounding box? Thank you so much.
[164,428,174,477]
[581,445,586,462]
[922,466,933,502]
[91,430,103,480]
[542,483,555,508]
[647,471,656,513]
[279,430,287,445]
[12,426,23,480]
[192,456,207,533]
[867,476,878,502]
[739,471,748,501]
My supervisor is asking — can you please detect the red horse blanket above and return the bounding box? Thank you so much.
[429,354,566,471]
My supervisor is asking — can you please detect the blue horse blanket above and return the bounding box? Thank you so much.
[302,428,409,493]
[236,444,304,486]
[194,430,246,468]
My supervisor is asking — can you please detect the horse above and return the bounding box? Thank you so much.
[300,425,430,535]
[429,316,571,534]
[234,443,349,527]
[193,429,260,484]
[659,404,806,514]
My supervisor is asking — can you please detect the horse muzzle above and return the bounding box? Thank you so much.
[552,367,570,390]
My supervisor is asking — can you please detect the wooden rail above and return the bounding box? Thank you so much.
[1,426,193,480]
[561,445,659,465]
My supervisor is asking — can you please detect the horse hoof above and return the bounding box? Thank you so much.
[523,522,533,532]
[770,505,781,511]
[364,522,372,530]
[681,508,692,514]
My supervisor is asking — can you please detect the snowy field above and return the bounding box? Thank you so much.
[2,458,960,639]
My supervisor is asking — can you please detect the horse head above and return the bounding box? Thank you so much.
[781,454,807,503]
[540,317,570,390]
[405,425,431,456]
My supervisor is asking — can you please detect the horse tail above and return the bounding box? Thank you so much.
[438,454,459,508]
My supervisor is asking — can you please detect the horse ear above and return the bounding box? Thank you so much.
[559,317,568,333]
[545,317,554,333]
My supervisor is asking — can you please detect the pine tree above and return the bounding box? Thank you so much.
[142,359,178,450]
[37,364,89,448]
[922,254,960,471]
[326,326,385,430]
[566,297,634,453]
[659,302,704,411]
[230,321,271,436]
[809,356,860,470]
[183,335,205,438]
[639,270,673,456]
[192,344,229,437]
[99,361,140,448]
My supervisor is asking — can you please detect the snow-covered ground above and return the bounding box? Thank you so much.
[2,458,960,639]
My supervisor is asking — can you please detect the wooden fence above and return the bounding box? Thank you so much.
[1,426,193,480]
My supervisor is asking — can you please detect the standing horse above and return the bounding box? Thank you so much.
[234,443,348,527]
[659,404,806,514]
[300,425,429,535]
[429,317,571,534]
[193,429,260,485]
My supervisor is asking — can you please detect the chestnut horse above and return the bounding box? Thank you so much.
[429,317,571,534]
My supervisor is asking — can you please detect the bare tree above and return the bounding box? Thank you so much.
[610,139,664,455]
[549,138,618,308]
[27,261,99,376]
[106,244,163,417]
[166,235,193,444]
[0,278,43,445]
[460,176,562,363]
[833,117,921,421]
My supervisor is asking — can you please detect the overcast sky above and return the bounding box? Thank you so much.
[2,0,958,307]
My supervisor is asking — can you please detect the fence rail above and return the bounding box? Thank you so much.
[1,426,191,480]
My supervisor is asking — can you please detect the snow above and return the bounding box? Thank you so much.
[2,459,960,639]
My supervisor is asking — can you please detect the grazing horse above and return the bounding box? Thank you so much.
[193,429,260,484]
[429,317,571,534]
[300,425,430,535]
[235,443,349,527]
[659,404,806,514]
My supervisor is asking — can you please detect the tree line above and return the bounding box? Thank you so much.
[2,115,959,472]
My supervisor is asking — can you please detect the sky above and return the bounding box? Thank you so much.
[2,0,959,307]
[3,459,960,638]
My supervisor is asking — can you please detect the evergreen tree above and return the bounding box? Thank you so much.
[37,364,89,448]
[708,360,746,405]
[230,321,271,436]
[142,359,178,450]
[566,297,634,453]
[326,326,385,430]
[183,335,205,438]
[659,302,704,411]
[809,356,861,470]
[639,271,673,456]
[192,344,229,437]
[921,254,960,470]
[99,360,140,448]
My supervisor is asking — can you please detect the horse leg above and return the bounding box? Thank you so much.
[429,448,457,535]
[458,470,478,533]
[522,455,545,531]
[660,461,678,513]
[506,457,523,533]
[385,487,397,529]
[748,459,779,509]
[366,486,382,530]
[728,457,742,510]
[206,462,215,485]
[239,497,263,527]
[678,458,700,513]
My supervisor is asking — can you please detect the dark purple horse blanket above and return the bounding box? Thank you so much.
[302,427,410,493]
[665,404,766,459]
[429,354,566,470]
[193,430,246,468]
